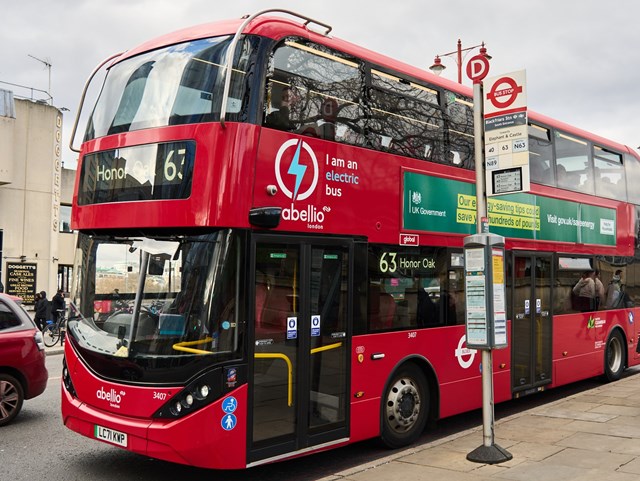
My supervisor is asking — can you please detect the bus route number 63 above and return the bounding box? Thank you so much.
[379,252,397,273]
[163,147,186,183]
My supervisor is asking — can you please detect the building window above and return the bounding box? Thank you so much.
[60,204,72,233]
[58,265,73,293]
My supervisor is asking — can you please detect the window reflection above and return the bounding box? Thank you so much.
[555,132,592,193]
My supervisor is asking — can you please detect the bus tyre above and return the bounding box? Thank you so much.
[605,329,625,382]
[381,363,428,449]
[0,374,24,427]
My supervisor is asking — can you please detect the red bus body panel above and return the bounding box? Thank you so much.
[348,325,512,443]
[551,310,640,387]
[62,343,247,469]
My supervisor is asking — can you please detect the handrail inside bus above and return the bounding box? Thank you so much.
[69,52,124,153]
[172,337,215,354]
[254,342,343,408]
[220,9,332,128]
[310,342,343,354]
[254,352,293,406]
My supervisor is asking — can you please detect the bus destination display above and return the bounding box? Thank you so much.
[79,141,195,205]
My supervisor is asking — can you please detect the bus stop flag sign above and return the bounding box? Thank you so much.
[483,70,530,197]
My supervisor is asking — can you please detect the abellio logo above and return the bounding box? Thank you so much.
[96,386,124,407]
[274,139,327,227]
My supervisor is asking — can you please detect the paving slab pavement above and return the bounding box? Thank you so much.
[319,368,640,481]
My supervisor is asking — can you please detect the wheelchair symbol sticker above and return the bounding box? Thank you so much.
[222,396,237,414]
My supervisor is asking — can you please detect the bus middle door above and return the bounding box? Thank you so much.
[511,253,553,396]
[249,235,351,464]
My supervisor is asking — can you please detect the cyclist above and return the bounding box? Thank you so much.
[52,289,65,323]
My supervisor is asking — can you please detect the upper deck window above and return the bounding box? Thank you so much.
[625,154,640,205]
[85,35,257,140]
[264,39,366,145]
[528,124,554,185]
[443,92,474,168]
[554,131,593,194]
[369,70,446,162]
[594,146,625,200]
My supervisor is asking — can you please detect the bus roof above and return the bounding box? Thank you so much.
[114,13,637,157]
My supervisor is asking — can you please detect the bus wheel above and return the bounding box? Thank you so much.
[605,329,625,382]
[381,363,428,449]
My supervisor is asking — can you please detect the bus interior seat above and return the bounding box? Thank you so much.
[370,286,396,330]
[378,293,396,328]
[260,284,292,333]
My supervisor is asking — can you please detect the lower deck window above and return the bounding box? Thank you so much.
[367,246,464,331]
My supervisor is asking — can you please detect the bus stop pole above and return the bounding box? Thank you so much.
[466,80,512,464]
[473,80,487,237]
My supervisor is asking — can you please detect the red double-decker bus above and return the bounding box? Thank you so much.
[62,10,640,469]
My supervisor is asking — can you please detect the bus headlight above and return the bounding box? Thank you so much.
[152,367,244,419]
[196,385,210,400]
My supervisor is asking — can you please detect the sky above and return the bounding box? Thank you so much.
[1,0,639,169]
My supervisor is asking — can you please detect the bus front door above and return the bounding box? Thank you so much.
[511,253,553,396]
[249,236,351,464]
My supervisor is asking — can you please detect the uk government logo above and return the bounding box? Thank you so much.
[274,139,329,229]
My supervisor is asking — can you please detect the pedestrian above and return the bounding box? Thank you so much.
[52,289,65,323]
[34,290,51,331]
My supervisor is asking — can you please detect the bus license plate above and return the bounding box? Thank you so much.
[94,425,128,447]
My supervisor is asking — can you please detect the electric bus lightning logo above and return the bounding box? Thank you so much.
[288,141,307,200]
[274,139,327,228]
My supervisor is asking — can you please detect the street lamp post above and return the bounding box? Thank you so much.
[430,39,491,84]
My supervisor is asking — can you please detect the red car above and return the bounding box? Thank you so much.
[0,293,48,426]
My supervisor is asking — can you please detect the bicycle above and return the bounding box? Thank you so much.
[42,310,66,347]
